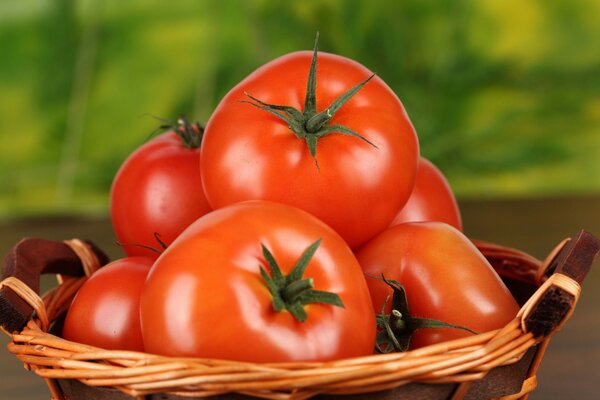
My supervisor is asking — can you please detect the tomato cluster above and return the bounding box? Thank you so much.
[62,36,518,362]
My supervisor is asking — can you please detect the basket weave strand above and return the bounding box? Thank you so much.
[518,272,580,334]
[4,310,552,399]
[0,237,585,400]
[63,239,101,277]
[0,276,50,332]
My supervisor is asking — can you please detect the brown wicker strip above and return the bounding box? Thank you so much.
[1,231,598,400]
[0,276,49,331]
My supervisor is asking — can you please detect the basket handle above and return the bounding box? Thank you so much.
[0,238,109,334]
[522,230,600,338]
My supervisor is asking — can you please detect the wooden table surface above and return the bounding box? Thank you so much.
[1,195,599,399]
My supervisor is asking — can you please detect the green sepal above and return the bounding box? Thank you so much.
[305,73,375,132]
[242,92,305,124]
[241,98,302,134]
[297,289,344,308]
[287,302,308,322]
[320,124,378,148]
[303,31,319,118]
[261,244,285,285]
[144,114,204,149]
[242,33,377,166]
[374,276,477,353]
[375,297,404,353]
[259,265,285,312]
[287,239,321,282]
[115,232,169,256]
[259,239,344,323]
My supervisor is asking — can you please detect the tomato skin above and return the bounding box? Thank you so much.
[355,222,519,349]
[201,51,419,249]
[390,157,462,231]
[110,131,212,258]
[140,200,376,362]
[62,257,154,351]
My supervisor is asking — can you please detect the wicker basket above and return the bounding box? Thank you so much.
[1,230,598,400]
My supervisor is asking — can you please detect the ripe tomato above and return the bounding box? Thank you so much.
[390,157,462,230]
[110,118,212,258]
[355,222,519,349]
[62,256,154,351]
[140,200,376,362]
[200,39,419,249]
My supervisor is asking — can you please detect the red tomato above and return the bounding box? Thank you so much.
[200,41,419,249]
[62,257,154,351]
[110,119,212,258]
[140,200,376,362]
[390,157,462,230]
[355,222,519,349]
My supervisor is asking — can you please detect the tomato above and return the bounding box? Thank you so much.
[355,222,519,349]
[200,38,419,248]
[140,200,376,362]
[62,256,154,351]
[110,118,212,258]
[390,157,462,231]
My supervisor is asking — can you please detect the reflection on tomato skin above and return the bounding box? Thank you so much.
[356,221,519,349]
[390,157,463,231]
[63,256,154,351]
[201,50,419,249]
[111,131,212,258]
[141,200,376,362]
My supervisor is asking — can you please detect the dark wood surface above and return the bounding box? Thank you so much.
[1,195,599,399]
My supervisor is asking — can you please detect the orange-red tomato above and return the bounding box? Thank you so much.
[111,122,211,258]
[390,157,462,231]
[356,222,519,349]
[201,46,419,248]
[140,200,376,362]
[62,257,154,351]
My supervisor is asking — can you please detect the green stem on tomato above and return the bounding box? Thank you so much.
[259,239,344,322]
[374,276,477,353]
[115,232,168,255]
[173,116,204,149]
[242,32,377,166]
[145,114,204,149]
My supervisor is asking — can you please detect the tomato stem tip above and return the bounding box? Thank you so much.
[259,239,344,322]
[144,114,204,149]
[374,275,477,353]
[242,33,377,165]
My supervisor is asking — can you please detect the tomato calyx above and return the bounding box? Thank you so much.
[116,232,168,256]
[259,239,345,322]
[375,276,477,353]
[149,115,204,149]
[242,33,377,166]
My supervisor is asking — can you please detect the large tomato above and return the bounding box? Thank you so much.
[110,118,212,257]
[390,157,462,231]
[140,200,376,362]
[355,222,519,349]
[200,38,419,248]
[62,256,154,351]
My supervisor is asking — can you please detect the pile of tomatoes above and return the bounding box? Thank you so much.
[62,37,519,363]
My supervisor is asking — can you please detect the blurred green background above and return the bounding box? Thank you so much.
[1,0,599,218]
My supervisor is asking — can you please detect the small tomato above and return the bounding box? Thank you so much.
[110,118,212,257]
[356,222,519,349]
[62,256,154,351]
[390,157,462,231]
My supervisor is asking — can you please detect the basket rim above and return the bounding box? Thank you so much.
[0,233,593,400]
